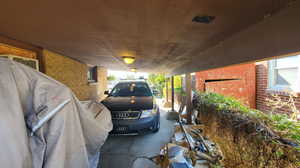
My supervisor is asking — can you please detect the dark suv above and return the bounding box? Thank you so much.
[102,80,160,135]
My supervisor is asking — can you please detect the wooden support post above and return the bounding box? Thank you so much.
[171,76,175,112]
[163,78,172,108]
[185,73,192,124]
[166,78,169,102]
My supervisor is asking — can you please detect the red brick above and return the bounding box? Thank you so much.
[195,63,256,108]
[256,61,300,115]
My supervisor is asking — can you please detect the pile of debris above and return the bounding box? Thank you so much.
[151,121,223,168]
[149,96,223,168]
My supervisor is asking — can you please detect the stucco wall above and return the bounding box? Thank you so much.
[195,63,256,108]
[43,50,107,101]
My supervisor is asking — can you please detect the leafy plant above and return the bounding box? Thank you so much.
[107,75,116,81]
[196,92,300,147]
[148,74,166,95]
[210,163,224,168]
[275,148,284,158]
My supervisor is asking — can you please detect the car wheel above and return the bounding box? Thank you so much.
[152,117,160,133]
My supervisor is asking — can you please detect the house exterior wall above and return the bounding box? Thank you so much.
[0,43,37,59]
[0,40,107,101]
[0,36,45,72]
[256,61,300,115]
[43,50,107,101]
[96,67,108,101]
[195,63,256,108]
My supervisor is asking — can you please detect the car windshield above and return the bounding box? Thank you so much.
[110,82,152,97]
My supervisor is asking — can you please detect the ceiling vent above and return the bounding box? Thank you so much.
[192,15,215,24]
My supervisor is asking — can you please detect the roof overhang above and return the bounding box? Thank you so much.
[0,0,299,74]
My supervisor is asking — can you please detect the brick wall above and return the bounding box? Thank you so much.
[0,40,107,101]
[256,61,300,114]
[195,63,256,108]
[43,50,107,101]
[96,67,108,101]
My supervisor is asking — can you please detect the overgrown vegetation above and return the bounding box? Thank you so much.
[148,74,166,95]
[107,75,116,81]
[196,92,300,148]
[266,93,300,120]
[148,74,184,98]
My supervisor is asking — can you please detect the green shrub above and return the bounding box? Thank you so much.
[196,92,300,146]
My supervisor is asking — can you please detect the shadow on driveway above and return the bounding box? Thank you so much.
[99,108,175,168]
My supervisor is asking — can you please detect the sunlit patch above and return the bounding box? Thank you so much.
[130,83,136,92]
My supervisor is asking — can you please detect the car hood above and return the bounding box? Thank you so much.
[101,96,154,111]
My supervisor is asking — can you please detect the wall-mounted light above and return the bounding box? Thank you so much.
[122,56,135,64]
[131,68,137,72]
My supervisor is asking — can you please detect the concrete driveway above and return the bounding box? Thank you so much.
[99,107,175,168]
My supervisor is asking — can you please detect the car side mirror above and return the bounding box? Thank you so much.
[104,90,110,95]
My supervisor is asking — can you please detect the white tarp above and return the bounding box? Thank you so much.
[0,58,112,168]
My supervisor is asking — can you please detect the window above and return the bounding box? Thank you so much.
[87,66,97,83]
[0,54,39,71]
[110,82,152,97]
[268,55,300,92]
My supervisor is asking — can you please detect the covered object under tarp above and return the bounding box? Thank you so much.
[0,58,112,168]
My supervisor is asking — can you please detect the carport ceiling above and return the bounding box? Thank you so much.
[0,0,296,73]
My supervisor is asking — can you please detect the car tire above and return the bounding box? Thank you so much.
[152,116,160,133]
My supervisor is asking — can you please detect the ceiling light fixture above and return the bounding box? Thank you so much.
[131,68,137,72]
[122,56,135,64]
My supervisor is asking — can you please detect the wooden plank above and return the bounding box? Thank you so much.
[164,77,172,108]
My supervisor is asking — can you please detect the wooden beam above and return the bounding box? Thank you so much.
[163,77,172,108]
[185,73,192,124]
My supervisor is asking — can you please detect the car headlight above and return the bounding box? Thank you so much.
[140,107,158,118]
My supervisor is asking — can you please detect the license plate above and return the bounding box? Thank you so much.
[115,126,127,132]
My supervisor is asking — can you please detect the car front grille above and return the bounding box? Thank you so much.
[111,111,140,119]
